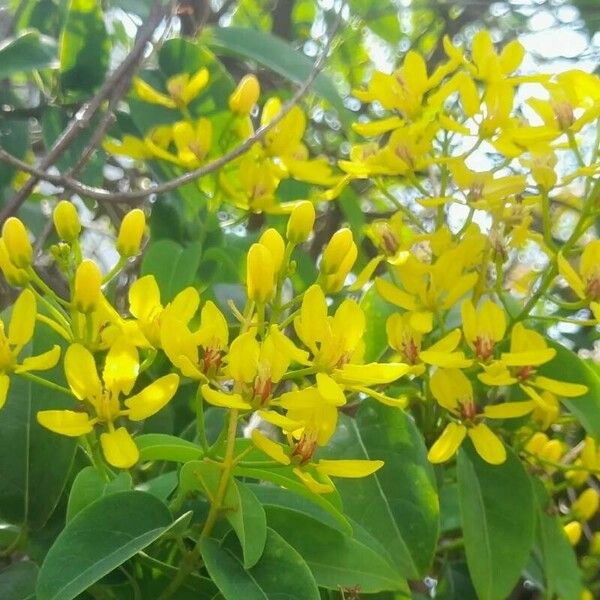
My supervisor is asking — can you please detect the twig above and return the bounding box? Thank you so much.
[0,0,172,224]
[0,6,343,205]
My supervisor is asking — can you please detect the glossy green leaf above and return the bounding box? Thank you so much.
[360,283,397,362]
[201,528,320,600]
[265,506,408,593]
[141,239,203,302]
[0,30,57,78]
[436,561,478,600]
[66,467,132,522]
[60,0,110,92]
[202,26,351,126]
[457,443,535,600]
[36,491,173,600]
[320,400,439,578]
[533,480,582,600]
[538,338,600,440]
[0,325,76,529]
[0,561,38,600]
[226,481,267,569]
[136,433,203,463]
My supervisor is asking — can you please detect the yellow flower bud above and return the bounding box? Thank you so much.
[246,243,274,304]
[590,532,600,556]
[259,228,285,275]
[524,432,548,455]
[581,590,594,600]
[2,217,32,268]
[73,259,102,313]
[286,201,315,244]
[0,239,28,286]
[563,521,582,546]
[229,74,260,115]
[321,228,356,275]
[566,459,590,487]
[53,200,81,242]
[539,439,563,463]
[572,488,600,522]
[117,209,145,258]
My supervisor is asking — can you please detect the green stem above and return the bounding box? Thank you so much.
[102,257,126,284]
[82,433,111,482]
[280,366,317,381]
[195,386,209,453]
[16,371,73,396]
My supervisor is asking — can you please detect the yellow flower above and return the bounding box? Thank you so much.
[563,521,582,546]
[229,74,260,115]
[161,299,228,380]
[133,67,209,109]
[318,228,358,293]
[37,341,179,469]
[116,209,146,258]
[461,299,506,362]
[129,275,200,348]
[571,488,599,522]
[246,243,275,304]
[0,289,60,409]
[172,119,212,168]
[478,323,588,399]
[286,201,315,244]
[558,240,600,320]
[73,260,102,314]
[2,217,32,268]
[0,239,29,286]
[427,368,536,465]
[53,200,81,243]
[470,30,524,83]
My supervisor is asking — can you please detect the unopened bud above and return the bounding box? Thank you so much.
[259,228,285,275]
[2,217,32,268]
[286,201,315,244]
[525,432,548,455]
[74,260,102,313]
[590,532,600,556]
[229,74,260,115]
[53,201,81,242]
[117,209,145,258]
[572,488,600,522]
[539,439,563,463]
[321,228,356,275]
[246,243,274,304]
[563,521,582,546]
[0,239,28,286]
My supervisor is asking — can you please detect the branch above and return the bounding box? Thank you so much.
[0,7,343,205]
[0,0,172,224]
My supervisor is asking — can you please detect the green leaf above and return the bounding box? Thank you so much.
[136,433,203,463]
[201,528,320,600]
[59,0,110,92]
[36,491,173,600]
[533,480,582,600]
[66,467,132,522]
[202,26,352,126]
[265,506,408,593]
[457,443,535,600]
[360,284,397,362]
[0,325,76,529]
[319,400,439,578]
[537,338,600,440]
[226,481,267,569]
[0,30,57,78]
[141,239,203,302]
[0,561,38,600]
[436,561,478,600]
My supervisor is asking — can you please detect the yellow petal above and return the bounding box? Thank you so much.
[257,410,302,433]
[557,253,586,299]
[375,278,418,310]
[129,275,162,321]
[483,400,536,419]
[37,410,94,436]
[409,311,433,333]
[292,468,334,494]
[16,345,60,373]
[315,459,383,478]
[430,368,471,411]
[316,373,346,406]
[65,343,102,402]
[294,284,328,351]
[251,429,290,465]
[8,289,36,349]
[125,373,180,421]
[468,423,506,465]
[201,384,251,410]
[532,376,587,397]
[226,331,259,384]
[100,427,139,469]
[0,374,8,409]
[103,339,139,397]
[133,78,176,108]
[500,348,556,367]
[349,256,384,291]
[168,287,200,324]
[181,68,209,105]
[337,362,410,385]
[427,422,466,463]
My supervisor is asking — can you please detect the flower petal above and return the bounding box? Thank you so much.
[100,427,139,469]
[468,423,506,465]
[251,429,290,465]
[129,275,162,321]
[8,289,36,349]
[125,373,180,421]
[315,459,383,478]
[316,373,346,406]
[103,339,139,397]
[292,468,334,494]
[64,343,102,402]
[483,400,536,419]
[201,384,251,410]
[0,374,9,409]
[15,345,60,373]
[532,376,587,397]
[427,422,466,463]
[37,410,94,436]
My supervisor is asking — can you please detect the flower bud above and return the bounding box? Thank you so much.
[73,260,102,313]
[563,521,582,546]
[572,488,600,522]
[524,432,548,455]
[53,200,81,242]
[321,228,356,275]
[229,74,260,115]
[2,217,32,268]
[590,532,600,556]
[246,243,274,304]
[117,209,145,258]
[259,228,285,275]
[539,439,563,463]
[286,201,315,244]
[0,239,28,286]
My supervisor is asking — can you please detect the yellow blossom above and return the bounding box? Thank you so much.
[116,209,146,258]
[133,68,209,109]
[73,260,102,314]
[229,74,260,115]
[2,217,32,268]
[53,201,81,242]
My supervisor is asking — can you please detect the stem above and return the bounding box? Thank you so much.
[16,371,73,396]
[280,366,317,381]
[36,313,71,341]
[81,433,112,482]
[195,386,209,453]
[102,257,126,284]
